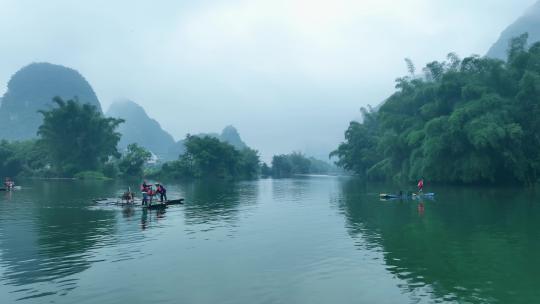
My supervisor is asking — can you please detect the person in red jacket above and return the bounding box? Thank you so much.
[417,177,424,193]
[141,181,151,205]
[146,186,155,205]
[155,183,167,202]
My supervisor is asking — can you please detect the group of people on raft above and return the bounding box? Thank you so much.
[141,181,167,205]
[121,181,167,205]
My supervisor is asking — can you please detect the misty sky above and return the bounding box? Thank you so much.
[0,0,536,161]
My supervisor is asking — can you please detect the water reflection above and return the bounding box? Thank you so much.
[271,177,312,202]
[338,178,540,303]
[140,208,167,230]
[180,179,258,228]
[2,177,540,303]
[0,180,118,300]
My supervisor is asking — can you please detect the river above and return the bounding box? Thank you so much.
[0,177,539,303]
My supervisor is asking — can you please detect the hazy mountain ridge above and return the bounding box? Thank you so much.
[0,62,101,140]
[106,99,176,159]
[167,126,249,160]
[0,61,251,161]
[486,1,540,59]
[220,125,248,150]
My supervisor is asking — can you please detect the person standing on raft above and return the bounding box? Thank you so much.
[122,187,134,203]
[155,183,167,202]
[417,177,424,193]
[141,181,150,205]
[140,181,150,192]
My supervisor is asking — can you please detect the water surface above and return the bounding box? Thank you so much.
[0,177,539,303]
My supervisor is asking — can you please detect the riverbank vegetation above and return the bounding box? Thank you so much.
[155,135,260,180]
[0,101,261,180]
[264,152,341,177]
[0,97,123,178]
[1,97,130,179]
[0,140,47,177]
[333,34,540,185]
[118,143,152,177]
[38,97,124,176]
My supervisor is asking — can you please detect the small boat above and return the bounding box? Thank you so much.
[379,192,435,201]
[143,202,167,209]
[412,192,435,197]
[94,198,184,208]
[142,199,185,209]
[0,186,22,191]
[163,198,184,205]
[379,193,402,200]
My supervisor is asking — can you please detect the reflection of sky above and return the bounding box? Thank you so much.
[3,178,540,303]
[0,215,87,300]
[0,181,119,301]
[0,0,537,160]
[0,177,426,303]
[46,177,417,303]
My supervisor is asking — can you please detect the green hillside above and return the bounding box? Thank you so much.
[0,62,101,140]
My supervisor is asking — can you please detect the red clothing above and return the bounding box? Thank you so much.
[417,179,424,190]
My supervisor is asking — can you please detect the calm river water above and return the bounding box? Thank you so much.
[0,177,539,303]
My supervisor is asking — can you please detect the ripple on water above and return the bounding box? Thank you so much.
[3,179,540,303]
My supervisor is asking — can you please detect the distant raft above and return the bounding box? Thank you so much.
[145,199,184,208]
[0,186,22,191]
[379,192,435,200]
[379,193,402,200]
[414,192,435,197]
[94,198,184,208]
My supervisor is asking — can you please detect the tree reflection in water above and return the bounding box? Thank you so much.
[337,178,540,303]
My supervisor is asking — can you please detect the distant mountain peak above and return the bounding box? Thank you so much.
[106,99,175,159]
[486,1,540,60]
[220,125,247,150]
[0,62,101,140]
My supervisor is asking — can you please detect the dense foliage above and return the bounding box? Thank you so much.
[159,135,260,179]
[167,126,248,160]
[333,35,540,185]
[0,140,49,177]
[270,152,339,177]
[2,99,255,180]
[118,143,152,177]
[38,97,123,176]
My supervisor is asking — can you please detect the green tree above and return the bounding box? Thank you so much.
[261,163,272,176]
[159,135,260,179]
[181,135,240,178]
[118,143,152,177]
[271,154,293,177]
[331,107,380,179]
[0,141,23,177]
[37,97,123,176]
[238,148,261,179]
[0,140,48,177]
[271,152,334,177]
[333,35,540,185]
